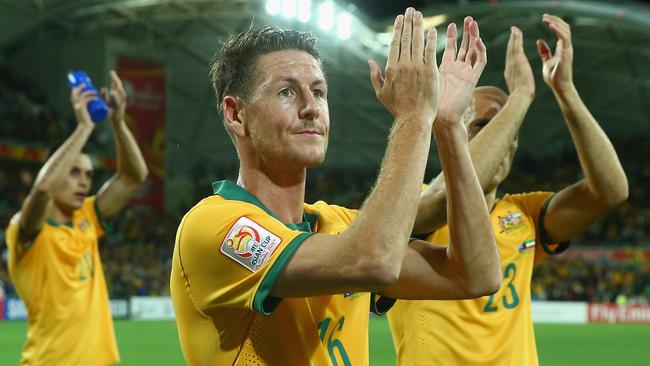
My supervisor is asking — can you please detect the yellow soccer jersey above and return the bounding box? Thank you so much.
[5,196,119,366]
[389,191,567,366]
[171,180,393,366]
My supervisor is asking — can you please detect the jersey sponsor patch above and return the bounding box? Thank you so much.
[220,216,282,272]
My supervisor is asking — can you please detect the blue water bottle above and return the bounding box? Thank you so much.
[67,70,109,123]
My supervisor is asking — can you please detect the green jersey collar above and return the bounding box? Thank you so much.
[212,180,318,232]
[46,218,73,228]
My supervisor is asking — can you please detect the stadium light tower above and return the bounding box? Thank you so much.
[265,0,281,15]
[297,0,311,23]
[318,1,335,31]
[337,11,352,40]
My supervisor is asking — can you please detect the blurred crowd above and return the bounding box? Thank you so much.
[0,66,62,144]
[0,65,115,151]
[99,206,175,298]
[502,136,650,246]
[533,254,650,305]
[1,65,649,302]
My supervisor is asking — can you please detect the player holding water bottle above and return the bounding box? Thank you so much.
[5,70,148,365]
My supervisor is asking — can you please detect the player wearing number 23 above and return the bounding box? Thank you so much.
[390,191,557,365]
[388,15,627,366]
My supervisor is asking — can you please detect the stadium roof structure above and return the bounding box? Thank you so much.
[0,0,649,170]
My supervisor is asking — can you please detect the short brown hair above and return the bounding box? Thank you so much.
[209,26,321,140]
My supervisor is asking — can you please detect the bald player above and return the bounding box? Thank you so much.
[388,15,628,366]
[5,71,148,365]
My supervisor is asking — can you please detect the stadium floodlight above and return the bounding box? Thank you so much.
[266,0,281,15]
[422,14,448,29]
[281,0,297,19]
[337,11,352,40]
[318,1,335,31]
[296,0,311,23]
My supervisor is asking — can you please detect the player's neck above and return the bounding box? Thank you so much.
[237,164,307,225]
[48,201,74,224]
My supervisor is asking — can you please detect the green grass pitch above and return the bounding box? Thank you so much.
[1,317,649,365]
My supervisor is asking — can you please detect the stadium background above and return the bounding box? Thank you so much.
[0,0,649,364]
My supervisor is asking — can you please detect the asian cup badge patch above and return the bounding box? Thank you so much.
[221,216,282,272]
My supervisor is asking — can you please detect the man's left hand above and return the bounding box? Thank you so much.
[536,14,574,94]
[102,70,127,124]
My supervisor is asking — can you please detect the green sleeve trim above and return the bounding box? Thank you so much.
[538,193,570,256]
[93,197,113,234]
[252,231,313,315]
[370,292,396,315]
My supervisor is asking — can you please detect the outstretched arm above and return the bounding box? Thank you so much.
[384,19,501,299]
[96,71,148,219]
[18,86,96,244]
[414,24,535,234]
[274,13,498,300]
[537,14,628,243]
[271,8,440,297]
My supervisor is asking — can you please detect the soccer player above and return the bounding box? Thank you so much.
[171,8,501,365]
[5,71,148,365]
[388,15,629,365]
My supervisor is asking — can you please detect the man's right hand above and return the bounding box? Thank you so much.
[436,16,487,125]
[504,26,535,99]
[70,84,98,129]
[368,7,439,126]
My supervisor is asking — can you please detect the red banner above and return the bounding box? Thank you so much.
[116,57,166,210]
[0,143,115,168]
[0,143,48,161]
[561,247,650,262]
[588,304,650,324]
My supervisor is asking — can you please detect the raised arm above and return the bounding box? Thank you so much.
[271,8,440,297]
[414,24,535,234]
[384,19,501,300]
[17,86,96,244]
[96,71,148,219]
[273,13,499,301]
[536,14,628,243]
